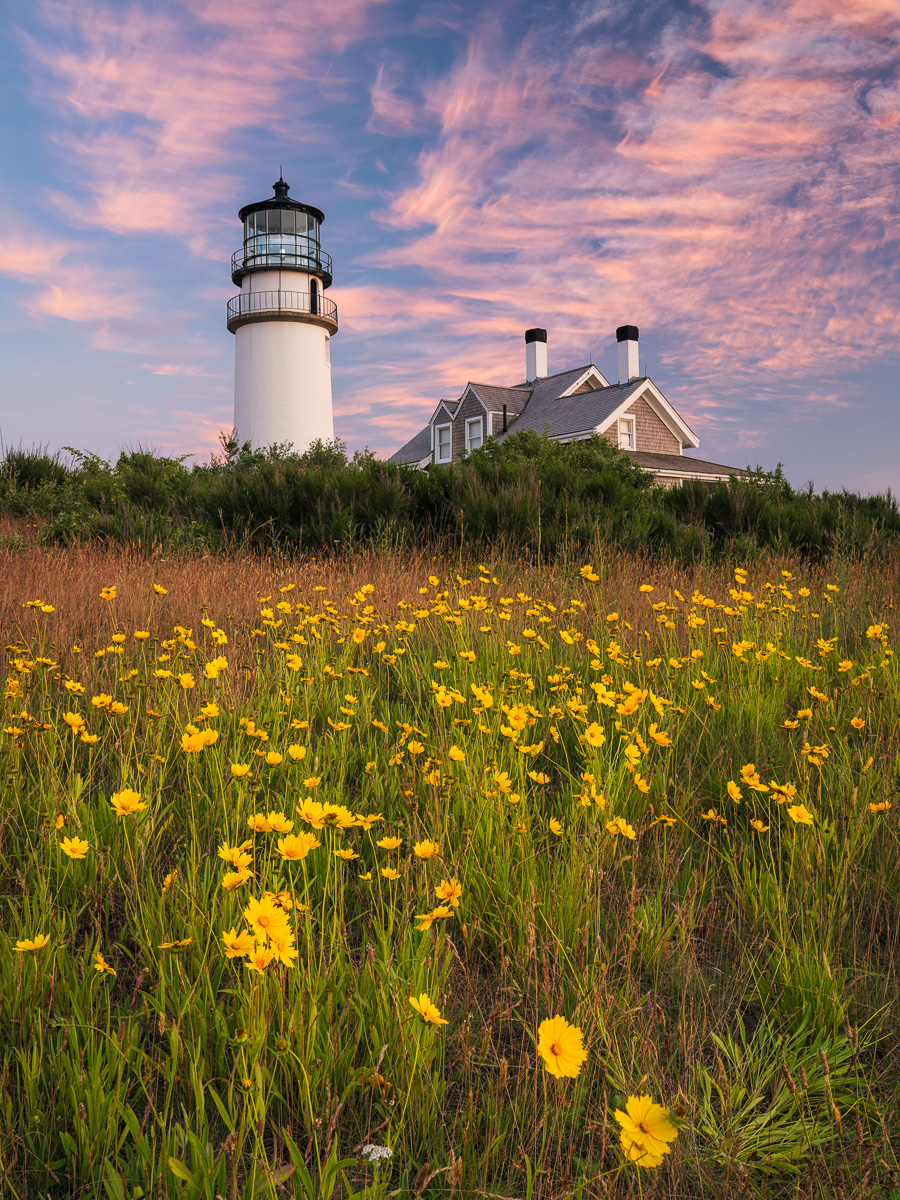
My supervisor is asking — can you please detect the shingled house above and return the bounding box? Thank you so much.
[389,326,746,486]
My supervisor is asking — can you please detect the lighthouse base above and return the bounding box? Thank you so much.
[233,320,334,453]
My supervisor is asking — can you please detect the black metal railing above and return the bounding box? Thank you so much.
[231,240,333,279]
[227,289,338,327]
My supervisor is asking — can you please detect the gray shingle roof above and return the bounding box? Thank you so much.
[468,382,532,414]
[388,424,433,465]
[496,372,644,441]
[626,450,746,476]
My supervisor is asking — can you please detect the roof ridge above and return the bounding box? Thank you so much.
[507,364,594,389]
[468,381,534,393]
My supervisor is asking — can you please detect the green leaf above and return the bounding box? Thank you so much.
[207,1084,235,1133]
[167,1156,197,1185]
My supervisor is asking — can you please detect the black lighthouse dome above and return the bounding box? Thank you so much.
[232,174,333,287]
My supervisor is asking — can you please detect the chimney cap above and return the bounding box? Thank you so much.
[525,327,547,344]
[616,325,639,342]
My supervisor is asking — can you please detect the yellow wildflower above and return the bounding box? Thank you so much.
[14,934,50,953]
[615,1094,679,1168]
[409,992,448,1025]
[222,928,255,958]
[60,836,89,860]
[277,832,319,860]
[435,877,462,907]
[537,1015,587,1078]
[110,789,146,816]
[787,804,815,825]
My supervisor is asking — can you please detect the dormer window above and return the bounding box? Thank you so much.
[435,423,451,463]
[618,416,635,450]
[465,417,483,452]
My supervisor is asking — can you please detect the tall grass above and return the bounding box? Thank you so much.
[3,434,900,562]
[0,543,898,1198]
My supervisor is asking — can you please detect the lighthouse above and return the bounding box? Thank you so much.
[227,175,338,451]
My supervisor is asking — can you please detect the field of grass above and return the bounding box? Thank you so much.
[1,542,899,1199]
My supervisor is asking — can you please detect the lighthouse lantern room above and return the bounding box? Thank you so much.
[228,175,338,452]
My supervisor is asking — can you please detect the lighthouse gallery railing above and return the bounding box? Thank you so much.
[227,290,338,326]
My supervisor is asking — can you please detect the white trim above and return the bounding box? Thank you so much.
[434,422,452,464]
[595,380,699,450]
[550,427,596,441]
[559,365,610,396]
[651,469,735,481]
[617,416,635,450]
[465,416,484,452]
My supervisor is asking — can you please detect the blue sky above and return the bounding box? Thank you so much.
[1,0,899,491]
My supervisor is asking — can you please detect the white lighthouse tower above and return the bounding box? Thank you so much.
[227,175,338,451]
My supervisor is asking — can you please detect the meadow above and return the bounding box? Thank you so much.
[1,539,898,1199]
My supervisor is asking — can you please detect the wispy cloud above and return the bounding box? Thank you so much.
[24,0,387,253]
[0,229,141,322]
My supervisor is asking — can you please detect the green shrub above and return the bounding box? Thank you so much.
[2,436,899,563]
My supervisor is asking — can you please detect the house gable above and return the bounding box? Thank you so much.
[458,384,491,415]
[595,380,698,451]
[429,399,458,426]
[560,365,610,396]
[452,386,491,459]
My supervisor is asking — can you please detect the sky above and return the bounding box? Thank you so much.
[1,0,899,492]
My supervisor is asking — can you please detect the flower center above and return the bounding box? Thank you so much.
[550,1042,562,1056]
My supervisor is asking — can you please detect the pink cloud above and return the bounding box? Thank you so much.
[0,228,142,323]
[145,363,224,379]
[367,63,431,136]
[130,405,233,459]
[23,0,388,253]
[0,236,70,278]
[735,429,768,450]
[28,278,140,322]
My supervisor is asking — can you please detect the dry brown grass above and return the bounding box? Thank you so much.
[3,541,896,655]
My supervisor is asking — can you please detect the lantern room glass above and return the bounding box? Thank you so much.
[242,209,321,269]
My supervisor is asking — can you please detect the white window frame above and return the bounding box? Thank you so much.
[618,416,635,450]
[435,423,452,463]
[465,417,483,452]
